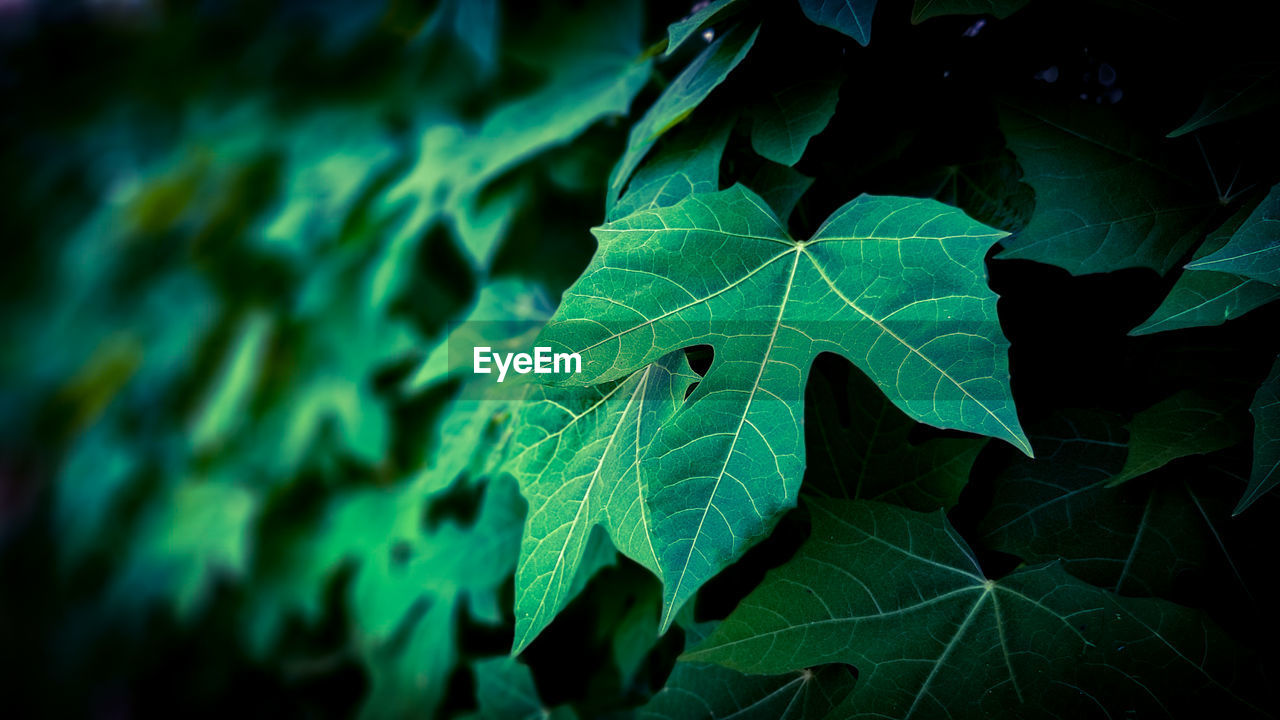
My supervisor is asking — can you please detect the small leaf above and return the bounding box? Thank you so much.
[665,0,748,57]
[608,23,760,210]
[799,0,878,46]
[1107,391,1247,487]
[1132,195,1280,335]
[749,76,841,166]
[1167,62,1280,138]
[1235,356,1280,513]
[1186,183,1280,287]
[999,101,1213,275]
[744,160,814,223]
[612,118,733,222]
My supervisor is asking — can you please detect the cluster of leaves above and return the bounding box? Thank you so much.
[3,0,1280,718]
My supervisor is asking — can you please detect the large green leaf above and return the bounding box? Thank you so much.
[804,363,986,511]
[749,76,842,166]
[504,352,698,653]
[1132,197,1280,335]
[607,23,760,210]
[998,101,1213,275]
[1236,356,1280,513]
[910,0,1030,23]
[539,184,1028,628]
[1186,183,1280,286]
[1107,391,1247,486]
[799,0,878,46]
[686,499,1267,718]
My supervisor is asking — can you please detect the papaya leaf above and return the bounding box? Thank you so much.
[687,499,1268,719]
[538,184,1028,629]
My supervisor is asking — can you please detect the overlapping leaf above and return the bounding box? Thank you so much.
[804,363,986,511]
[1186,183,1280,286]
[607,23,760,210]
[1133,195,1280,335]
[999,101,1213,275]
[1107,391,1247,486]
[687,499,1267,719]
[504,352,698,653]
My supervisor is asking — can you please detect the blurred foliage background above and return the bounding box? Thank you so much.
[0,0,685,715]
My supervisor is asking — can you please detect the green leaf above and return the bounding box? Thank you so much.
[805,362,985,511]
[539,185,1029,629]
[406,278,552,393]
[998,101,1213,275]
[749,76,841,166]
[982,410,1218,597]
[189,311,273,450]
[465,657,577,720]
[111,477,260,621]
[639,662,856,719]
[1107,391,1247,486]
[612,118,733,222]
[607,23,760,210]
[665,0,749,57]
[928,152,1034,234]
[1167,63,1280,138]
[1236,356,1280,513]
[504,352,698,653]
[347,476,525,718]
[382,0,652,277]
[910,0,1030,23]
[1186,183,1280,286]
[799,0,877,46]
[1132,196,1280,335]
[686,499,1267,718]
